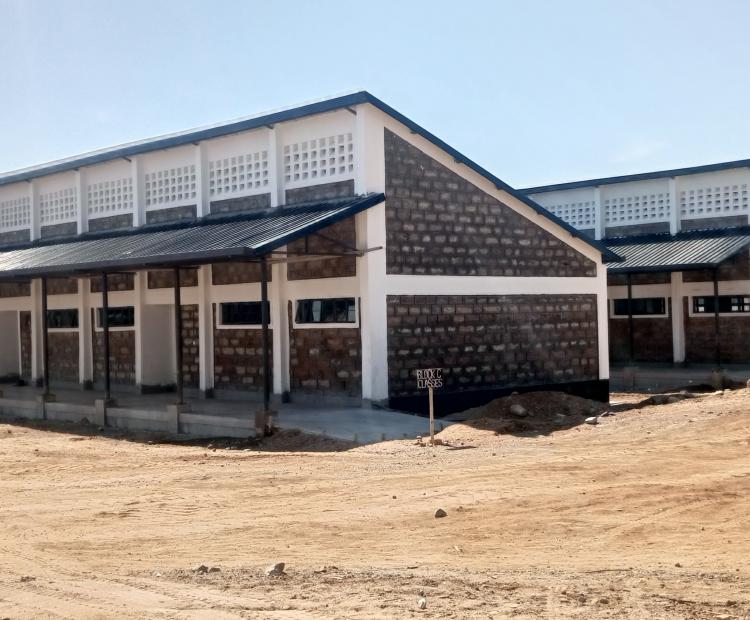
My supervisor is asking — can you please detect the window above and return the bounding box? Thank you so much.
[46,309,79,329]
[613,297,666,316]
[220,301,268,326]
[97,306,135,328]
[295,298,356,324]
[693,295,750,314]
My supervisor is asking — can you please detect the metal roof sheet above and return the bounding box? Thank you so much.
[0,194,384,281]
[606,227,750,273]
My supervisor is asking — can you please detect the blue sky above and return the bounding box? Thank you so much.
[1,0,749,187]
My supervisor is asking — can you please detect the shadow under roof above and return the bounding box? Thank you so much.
[0,194,384,281]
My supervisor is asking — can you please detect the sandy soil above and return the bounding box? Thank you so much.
[0,389,749,618]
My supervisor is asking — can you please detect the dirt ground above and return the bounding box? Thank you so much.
[0,389,749,619]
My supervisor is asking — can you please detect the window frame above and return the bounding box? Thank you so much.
[293,297,358,329]
[691,294,750,316]
[610,296,669,319]
[94,306,136,331]
[216,301,270,329]
[45,308,80,331]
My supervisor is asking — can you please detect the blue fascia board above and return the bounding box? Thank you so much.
[522,159,750,195]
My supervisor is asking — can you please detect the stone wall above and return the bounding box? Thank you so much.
[608,272,671,286]
[683,250,750,283]
[211,262,265,285]
[604,222,670,238]
[386,294,599,397]
[609,304,673,364]
[88,214,133,232]
[146,205,197,225]
[213,306,270,390]
[90,274,134,293]
[683,298,750,364]
[41,222,77,239]
[211,193,271,215]
[93,327,136,385]
[286,217,356,280]
[0,282,30,298]
[48,332,79,383]
[289,305,361,396]
[285,180,355,205]
[147,269,198,289]
[47,278,77,295]
[0,229,30,246]
[384,130,596,277]
[20,311,31,378]
[181,304,199,388]
[681,215,748,231]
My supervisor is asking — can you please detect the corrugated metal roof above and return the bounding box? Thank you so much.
[606,227,750,273]
[0,194,384,281]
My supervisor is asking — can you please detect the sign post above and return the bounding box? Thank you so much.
[416,368,443,446]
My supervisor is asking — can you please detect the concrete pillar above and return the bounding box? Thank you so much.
[131,156,145,227]
[30,278,44,384]
[593,185,604,240]
[76,169,88,234]
[596,262,611,381]
[78,277,93,387]
[29,181,40,241]
[195,144,209,218]
[133,271,146,387]
[197,265,214,396]
[271,259,290,397]
[668,177,679,235]
[268,126,281,208]
[670,271,686,364]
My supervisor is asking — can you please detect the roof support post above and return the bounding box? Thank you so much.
[260,256,271,430]
[173,267,184,405]
[713,268,721,370]
[40,276,50,405]
[101,273,111,402]
[626,273,635,364]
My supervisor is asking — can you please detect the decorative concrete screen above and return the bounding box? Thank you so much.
[0,193,31,231]
[144,165,197,208]
[39,186,78,225]
[546,199,596,229]
[283,133,354,185]
[208,150,269,199]
[680,183,749,219]
[603,187,670,226]
[87,177,134,218]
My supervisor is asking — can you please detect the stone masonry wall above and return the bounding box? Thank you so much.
[90,274,134,293]
[384,130,597,277]
[210,193,271,215]
[41,222,77,239]
[20,311,31,378]
[681,215,748,231]
[289,299,361,395]
[286,217,357,280]
[285,180,355,205]
[47,278,77,295]
[48,332,79,383]
[93,327,136,385]
[683,298,750,364]
[608,272,671,286]
[608,302,673,364]
[88,214,133,232]
[604,222,670,238]
[213,306,271,391]
[211,262,266,285]
[181,304,199,388]
[146,205,197,225]
[0,229,30,246]
[147,269,198,289]
[0,282,30,298]
[683,250,750,283]
[387,294,599,397]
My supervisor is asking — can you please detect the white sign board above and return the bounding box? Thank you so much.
[416,368,443,390]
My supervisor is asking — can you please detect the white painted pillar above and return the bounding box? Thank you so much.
[593,186,604,240]
[131,157,145,227]
[197,264,214,395]
[133,272,145,387]
[195,144,209,218]
[668,177,679,235]
[16,311,23,377]
[78,278,93,385]
[29,278,43,384]
[670,271,686,363]
[596,262,611,380]
[268,127,281,208]
[29,181,40,241]
[76,169,88,234]
[270,259,289,395]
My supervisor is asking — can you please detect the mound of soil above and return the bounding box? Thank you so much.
[438,391,607,443]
